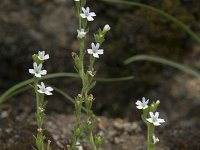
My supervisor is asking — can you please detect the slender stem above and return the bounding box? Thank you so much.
[70,4,84,150]
[34,78,40,127]
[147,124,154,150]
[34,77,45,150]
[89,131,97,150]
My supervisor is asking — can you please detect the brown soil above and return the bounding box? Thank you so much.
[0,96,199,150]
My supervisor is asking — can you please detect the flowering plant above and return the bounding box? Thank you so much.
[136,97,165,150]
[69,0,110,150]
[29,51,53,150]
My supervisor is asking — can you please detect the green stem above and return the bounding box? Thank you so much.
[89,131,97,150]
[34,77,45,150]
[147,124,154,150]
[34,78,40,126]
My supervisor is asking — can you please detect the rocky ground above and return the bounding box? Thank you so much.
[0,95,200,150]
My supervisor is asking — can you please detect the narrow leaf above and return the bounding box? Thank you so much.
[124,54,200,78]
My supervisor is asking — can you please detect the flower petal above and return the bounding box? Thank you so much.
[44,54,49,60]
[97,49,104,54]
[29,69,35,74]
[93,53,99,58]
[35,73,41,78]
[149,112,154,118]
[38,90,44,94]
[146,118,153,123]
[87,16,94,21]
[155,112,159,118]
[82,7,86,13]
[80,14,86,18]
[90,12,96,17]
[46,87,53,91]
[158,118,165,123]
[135,100,142,106]
[40,70,47,75]
[45,91,52,95]
[136,105,143,109]
[87,49,93,54]
[153,122,161,126]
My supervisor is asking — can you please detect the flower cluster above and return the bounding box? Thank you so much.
[29,51,53,95]
[77,6,111,58]
[29,51,53,149]
[135,97,165,148]
[135,97,165,126]
[71,2,111,150]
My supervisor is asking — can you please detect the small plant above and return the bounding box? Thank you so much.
[136,97,165,150]
[69,0,110,150]
[29,51,53,150]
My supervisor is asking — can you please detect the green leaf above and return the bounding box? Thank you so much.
[0,72,133,104]
[0,72,79,104]
[124,54,200,78]
[102,0,200,44]
[95,76,134,82]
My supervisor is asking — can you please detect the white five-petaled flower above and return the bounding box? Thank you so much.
[77,29,86,38]
[80,7,96,21]
[38,51,49,61]
[152,135,159,144]
[135,97,149,109]
[37,82,53,95]
[103,24,111,32]
[87,43,104,58]
[146,112,165,126]
[29,62,47,78]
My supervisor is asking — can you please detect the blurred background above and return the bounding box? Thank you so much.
[0,0,200,146]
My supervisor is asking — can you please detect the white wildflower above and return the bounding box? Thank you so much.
[87,43,104,58]
[146,112,165,126]
[37,82,53,95]
[29,62,47,78]
[135,97,149,109]
[77,29,86,38]
[38,51,49,61]
[80,7,96,21]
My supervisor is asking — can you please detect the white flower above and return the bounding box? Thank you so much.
[38,51,49,61]
[37,82,53,95]
[103,24,111,32]
[77,29,86,38]
[29,62,47,78]
[146,112,165,126]
[152,135,159,144]
[135,97,149,109]
[80,7,96,21]
[87,43,104,58]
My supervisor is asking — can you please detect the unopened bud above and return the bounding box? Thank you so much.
[37,128,43,132]
[88,94,94,102]
[75,127,81,137]
[38,107,45,113]
[95,135,104,148]
[103,24,111,32]
[153,135,159,144]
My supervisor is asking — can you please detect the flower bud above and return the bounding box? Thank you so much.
[103,24,111,32]
[75,127,81,137]
[95,135,104,148]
